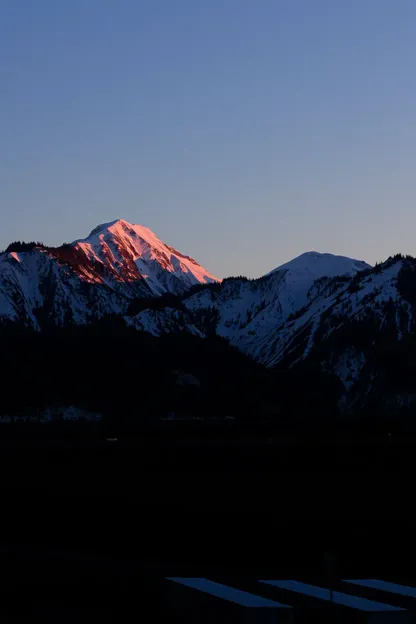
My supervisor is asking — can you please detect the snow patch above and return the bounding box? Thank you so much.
[333,349,366,391]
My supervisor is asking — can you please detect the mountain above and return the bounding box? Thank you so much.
[0,219,219,329]
[281,254,416,414]
[268,250,370,275]
[183,251,370,338]
[174,251,372,360]
[72,220,219,296]
[128,252,416,415]
[3,219,416,419]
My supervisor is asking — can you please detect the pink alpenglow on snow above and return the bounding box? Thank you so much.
[72,219,220,295]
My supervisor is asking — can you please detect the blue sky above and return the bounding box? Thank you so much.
[1,0,416,277]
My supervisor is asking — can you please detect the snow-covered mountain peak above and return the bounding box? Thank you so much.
[72,219,220,296]
[77,219,155,244]
[268,251,371,280]
[87,219,125,236]
[0,219,221,327]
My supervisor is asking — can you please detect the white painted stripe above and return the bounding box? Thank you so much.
[260,580,405,611]
[346,580,416,598]
[166,578,291,608]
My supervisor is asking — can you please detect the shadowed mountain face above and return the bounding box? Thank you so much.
[127,253,416,415]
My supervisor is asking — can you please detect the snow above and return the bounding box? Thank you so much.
[166,578,291,608]
[333,349,366,391]
[183,255,412,376]
[260,581,404,611]
[0,250,44,326]
[73,219,220,295]
[265,252,371,317]
[125,307,204,337]
[0,219,222,327]
[267,251,371,279]
[185,252,371,348]
[0,243,127,328]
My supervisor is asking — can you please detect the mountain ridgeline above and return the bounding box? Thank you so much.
[1,219,416,429]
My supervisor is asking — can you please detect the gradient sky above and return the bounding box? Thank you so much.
[1,0,416,278]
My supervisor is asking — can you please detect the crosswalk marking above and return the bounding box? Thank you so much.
[345,580,416,598]
[260,580,405,611]
[166,577,292,608]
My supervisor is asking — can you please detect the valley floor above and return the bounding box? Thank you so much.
[0,434,410,622]
[0,432,413,475]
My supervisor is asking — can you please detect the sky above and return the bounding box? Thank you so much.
[1,0,416,278]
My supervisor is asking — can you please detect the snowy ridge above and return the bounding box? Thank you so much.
[125,307,204,337]
[183,251,371,344]
[267,251,370,278]
[132,252,416,411]
[0,246,126,328]
[130,251,374,354]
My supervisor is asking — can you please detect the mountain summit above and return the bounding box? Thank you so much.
[71,219,219,296]
[268,251,371,279]
[0,219,219,328]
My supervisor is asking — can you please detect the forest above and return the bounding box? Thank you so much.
[0,315,342,437]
